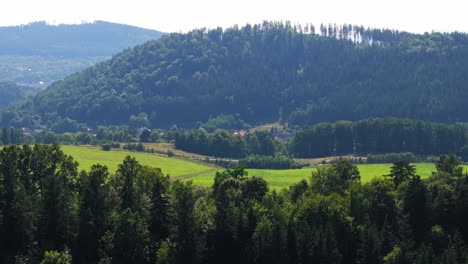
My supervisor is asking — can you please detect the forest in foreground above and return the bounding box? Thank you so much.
[1,144,468,264]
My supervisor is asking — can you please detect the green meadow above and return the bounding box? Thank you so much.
[20,145,467,190]
[186,163,468,190]
[60,145,216,177]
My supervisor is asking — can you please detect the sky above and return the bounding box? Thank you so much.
[1,0,467,33]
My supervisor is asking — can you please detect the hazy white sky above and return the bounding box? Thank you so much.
[1,0,467,33]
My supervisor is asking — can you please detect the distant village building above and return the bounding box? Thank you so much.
[233,130,248,137]
[21,127,32,135]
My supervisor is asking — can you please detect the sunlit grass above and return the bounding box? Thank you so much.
[4,145,466,191]
[60,145,216,177]
[185,163,468,190]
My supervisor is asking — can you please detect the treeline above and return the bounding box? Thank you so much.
[5,21,468,129]
[175,129,276,158]
[0,126,166,146]
[367,152,418,163]
[2,145,468,263]
[238,155,303,169]
[175,118,468,160]
[199,114,250,132]
[0,127,23,145]
[291,118,467,158]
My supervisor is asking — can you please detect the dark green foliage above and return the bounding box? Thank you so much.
[367,152,418,163]
[77,165,110,264]
[50,118,87,134]
[366,179,397,227]
[241,176,268,201]
[0,144,79,263]
[175,130,275,158]
[117,156,142,211]
[213,166,248,194]
[2,144,468,263]
[388,161,416,189]
[436,153,463,177]
[38,147,79,253]
[112,208,149,264]
[200,114,250,132]
[0,146,34,263]
[139,129,151,142]
[310,160,360,195]
[289,179,308,202]
[123,142,145,152]
[149,172,171,251]
[402,176,429,243]
[170,181,199,264]
[101,144,111,151]
[292,118,467,158]
[7,22,468,128]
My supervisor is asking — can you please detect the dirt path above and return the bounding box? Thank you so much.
[171,169,219,181]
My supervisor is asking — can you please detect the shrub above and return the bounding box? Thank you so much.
[101,144,111,151]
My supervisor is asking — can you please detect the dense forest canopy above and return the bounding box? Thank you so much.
[1,145,468,263]
[291,117,468,158]
[4,21,468,129]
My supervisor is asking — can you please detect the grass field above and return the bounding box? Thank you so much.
[60,145,217,178]
[186,163,468,190]
[27,145,468,190]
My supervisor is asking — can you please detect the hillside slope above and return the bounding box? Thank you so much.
[4,22,468,129]
[0,81,35,108]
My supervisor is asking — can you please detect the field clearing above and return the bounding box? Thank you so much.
[13,145,467,190]
[185,163,468,190]
[60,145,217,177]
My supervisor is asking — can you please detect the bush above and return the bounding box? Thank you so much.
[101,144,111,151]
[166,150,174,157]
[123,142,145,152]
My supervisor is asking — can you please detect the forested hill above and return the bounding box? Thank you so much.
[5,22,468,129]
[0,21,163,57]
[0,21,163,86]
[0,81,35,108]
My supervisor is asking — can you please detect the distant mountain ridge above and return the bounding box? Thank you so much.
[0,21,163,86]
[3,22,468,130]
[0,21,163,57]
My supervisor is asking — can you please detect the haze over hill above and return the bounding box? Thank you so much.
[0,81,35,108]
[3,22,468,130]
[0,21,163,87]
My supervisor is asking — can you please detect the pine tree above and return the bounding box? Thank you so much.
[117,156,141,211]
[77,165,110,263]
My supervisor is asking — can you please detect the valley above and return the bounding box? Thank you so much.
[1,19,468,264]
